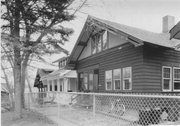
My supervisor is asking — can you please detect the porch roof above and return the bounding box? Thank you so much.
[41,69,77,80]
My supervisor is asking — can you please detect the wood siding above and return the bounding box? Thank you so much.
[76,42,180,93]
[76,43,144,93]
[142,43,180,93]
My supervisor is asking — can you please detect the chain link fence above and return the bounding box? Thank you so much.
[25,92,180,126]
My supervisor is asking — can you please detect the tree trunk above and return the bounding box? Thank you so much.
[21,53,30,108]
[14,49,22,117]
[13,0,22,118]
[21,65,26,108]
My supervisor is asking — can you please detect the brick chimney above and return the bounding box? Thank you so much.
[162,15,175,33]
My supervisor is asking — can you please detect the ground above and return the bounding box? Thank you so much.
[1,92,56,126]
[1,110,57,126]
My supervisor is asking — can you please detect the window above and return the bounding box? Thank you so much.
[91,30,108,55]
[162,66,172,91]
[102,31,108,50]
[173,67,180,91]
[123,67,132,90]
[83,73,88,90]
[96,35,102,53]
[92,37,97,54]
[105,70,112,90]
[89,73,94,90]
[113,69,121,90]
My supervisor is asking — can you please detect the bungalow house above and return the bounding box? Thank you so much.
[41,57,78,92]
[66,15,180,93]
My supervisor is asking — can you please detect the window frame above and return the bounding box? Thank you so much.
[91,35,97,55]
[123,67,132,91]
[105,70,113,90]
[162,66,172,92]
[91,30,108,55]
[173,67,180,92]
[102,30,108,50]
[113,69,121,90]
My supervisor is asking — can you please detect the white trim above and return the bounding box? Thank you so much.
[123,67,132,90]
[113,69,121,90]
[162,66,172,92]
[105,70,112,90]
[173,67,180,92]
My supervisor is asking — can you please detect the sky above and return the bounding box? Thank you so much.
[59,0,180,54]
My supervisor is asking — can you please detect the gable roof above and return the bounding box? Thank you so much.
[170,21,180,40]
[92,16,179,48]
[67,15,180,69]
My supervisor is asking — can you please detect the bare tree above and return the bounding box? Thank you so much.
[1,0,87,117]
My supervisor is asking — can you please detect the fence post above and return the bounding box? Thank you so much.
[57,92,60,126]
[93,94,96,117]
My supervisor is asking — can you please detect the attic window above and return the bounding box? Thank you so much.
[91,30,108,55]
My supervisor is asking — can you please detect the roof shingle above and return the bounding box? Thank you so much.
[90,16,180,48]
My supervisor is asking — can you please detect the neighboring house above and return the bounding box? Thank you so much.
[41,57,77,92]
[66,15,180,93]
[170,21,180,40]
[34,69,54,92]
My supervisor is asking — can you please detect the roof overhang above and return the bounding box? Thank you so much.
[41,70,77,80]
[170,21,180,40]
[66,16,144,69]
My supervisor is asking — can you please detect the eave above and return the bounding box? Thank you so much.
[66,16,144,69]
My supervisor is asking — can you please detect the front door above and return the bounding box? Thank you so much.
[79,69,99,92]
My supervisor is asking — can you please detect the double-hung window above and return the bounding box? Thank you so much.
[105,70,112,90]
[173,67,180,91]
[113,69,121,90]
[102,31,108,50]
[123,67,132,90]
[91,30,108,55]
[83,73,88,90]
[91,37,97,54]
[96,35,102,53]
[162,66,172,91]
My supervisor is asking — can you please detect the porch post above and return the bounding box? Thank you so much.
[52,79,55,91]
[57,78,60,92]
[47,80,50,92]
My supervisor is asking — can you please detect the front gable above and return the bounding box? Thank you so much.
[78,31,128,60]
